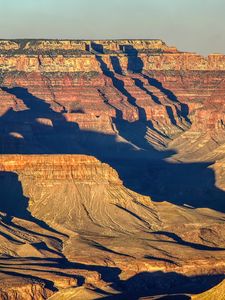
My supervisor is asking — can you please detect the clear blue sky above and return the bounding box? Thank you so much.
[0,0,224,55]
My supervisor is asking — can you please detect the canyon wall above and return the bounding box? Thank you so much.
[1,39,225,72]
[0,154,224,299]
[0,40,224,299]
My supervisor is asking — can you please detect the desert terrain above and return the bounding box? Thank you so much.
[0,39,224,299]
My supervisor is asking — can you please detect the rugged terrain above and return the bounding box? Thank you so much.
[0,39,224,299]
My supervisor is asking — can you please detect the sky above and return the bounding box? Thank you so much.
[0,0,224,55]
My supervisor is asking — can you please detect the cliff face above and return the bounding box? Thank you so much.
[0,39,224,145]
[0,40,224,299]
[0,155,158,235]
[0,154,224,299]
[0,39,225,72]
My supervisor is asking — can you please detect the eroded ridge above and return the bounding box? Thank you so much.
[0,39,224,299]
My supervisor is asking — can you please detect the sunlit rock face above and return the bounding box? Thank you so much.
[0,39,224,151]
[0,40,224,299]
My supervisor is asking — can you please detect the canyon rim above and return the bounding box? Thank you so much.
[0,38,224,299]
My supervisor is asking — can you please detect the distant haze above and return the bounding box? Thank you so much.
[0,0,224,55]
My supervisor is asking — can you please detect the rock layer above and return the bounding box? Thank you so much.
[0,155,224,299]
[0,40,224,299]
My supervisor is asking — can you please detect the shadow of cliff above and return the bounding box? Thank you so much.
[96,55,147,122]
[0,43,224,299]
[0,257,224,299]
[121,45,190,123]
[0,84,224,213]
[0,171,29,219]
[102,271,225,299]
[151,231,225,251]
[122,45,144,73]
[0,170,65,236]
[0,43,224,212]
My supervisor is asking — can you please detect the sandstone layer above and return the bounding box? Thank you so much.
[0,40,224,299]
[0,154,224,299]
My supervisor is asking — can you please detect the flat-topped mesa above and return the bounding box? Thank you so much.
[89,39,177,53]
[0,39,225,73]
[0,154,156,235]
[0,39,88,53]
[24,40,87,52]
[0,39,176,54]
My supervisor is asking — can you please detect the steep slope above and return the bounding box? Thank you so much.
[0,155,160,235]
[0,39,224,158]
[0,39,224,299]
[0,154,224,299]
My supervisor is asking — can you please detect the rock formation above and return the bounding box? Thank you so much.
[0,39,224,299]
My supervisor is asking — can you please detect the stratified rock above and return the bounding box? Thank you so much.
[0,154,224,275]
[0,275,53,300]
[0,154,159,235]
[0,40,224,299]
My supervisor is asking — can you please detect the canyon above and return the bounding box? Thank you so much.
[0,39,224,299]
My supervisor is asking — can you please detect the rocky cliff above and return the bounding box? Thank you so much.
[0,39,224,299]
[0,40,224,147]
[0,39,225,72]
[0,154,159,236]
[0,154,224,299]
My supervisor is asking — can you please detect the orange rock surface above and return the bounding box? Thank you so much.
[0,39,224,299]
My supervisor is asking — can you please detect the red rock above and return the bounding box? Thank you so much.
[0,39,224,299]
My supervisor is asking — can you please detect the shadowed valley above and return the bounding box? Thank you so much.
[0,39,224,299]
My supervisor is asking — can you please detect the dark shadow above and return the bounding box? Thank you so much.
[0,257,224,298]
[142,75,190,123]
[0,86,224,213]
[97,55,147,121]
[18,257,122,284]
[70,108,85,113]
[144,161,225,211]
[0,171,30,219]
[0,269,57,291]
[144,255,176,265]
[97,88,123,119]
[0,257,120,293]
[0,258,225,300]
[0,264,85,286]
[152,231,225,251]
[121,46,143,73]
[145,77,179,103]
[91,42,104,54]
[109,49,188,132]
[101,271,225,299]
[166,106,177,125]
[0,229,22,243]
[132,77,162,105]
[0,171,66,237]
[110,56,123,75]
[98,54,158,154]
[120,45,190,123]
